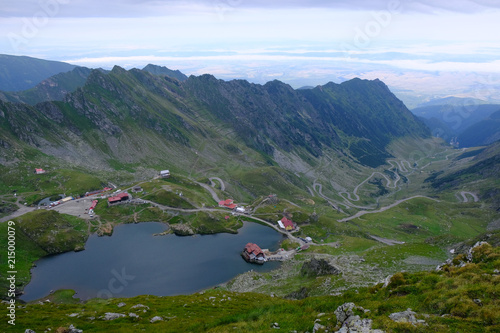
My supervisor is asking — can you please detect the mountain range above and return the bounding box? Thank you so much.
[0,64,429,198]
[412,102,500,147]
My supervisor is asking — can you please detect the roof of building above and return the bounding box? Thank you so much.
[281,217,294,228]
[219,199,237,209]
[244,243,263,256]
[108,192,129,202]
[89,200,98,210]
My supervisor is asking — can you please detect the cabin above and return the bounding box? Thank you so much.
[34,168,46,174]
[241,243,266,264]
[160,170,171,178]
[108,192,130,206]
[219,199,237,210]
[278,217,296,231]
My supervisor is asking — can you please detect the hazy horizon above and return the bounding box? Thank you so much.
[2,0,500,105]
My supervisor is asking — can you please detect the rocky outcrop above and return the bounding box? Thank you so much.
[437,241,491,271]
[285,287,309,300]
[150,316,163,323]
[334,303,384,333]
[170,223,195,236]
[389,308,426,325]
[301,258,340,277]
[102,312,126,321]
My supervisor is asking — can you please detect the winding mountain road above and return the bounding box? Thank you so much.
[459,191,479,203]
[337,195,441,222]
[209,177,225,191]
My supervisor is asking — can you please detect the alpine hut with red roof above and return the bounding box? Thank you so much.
[241,243,266,264]
[218,199,237,210]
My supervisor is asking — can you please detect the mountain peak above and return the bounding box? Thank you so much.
[142,64,188,81]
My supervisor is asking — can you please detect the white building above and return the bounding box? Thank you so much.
[160,170,170,178]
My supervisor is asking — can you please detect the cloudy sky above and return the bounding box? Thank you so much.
[1,0,499,105]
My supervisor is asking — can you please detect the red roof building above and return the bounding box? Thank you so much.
[244,243,263,256]
[89,200,98,210]
[34,168,46,174]
[219,199,237,210]
[108,192,129,204]
[242,243,266,264]
[279,217,296,231]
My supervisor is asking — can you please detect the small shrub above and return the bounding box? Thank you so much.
[388,272,406,288]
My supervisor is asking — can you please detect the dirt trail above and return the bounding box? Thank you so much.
[369,234,405,246]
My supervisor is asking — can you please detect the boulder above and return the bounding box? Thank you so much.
[150,316,163,323]
[389,308,426,326]
[334,303,385,333]
[335,302,356,324]
[336,317,384,333]
[68,324,83,333]
[313,321,326,332]
[389,309,417,324]
[103,312,126,321]
[301,258,340,277]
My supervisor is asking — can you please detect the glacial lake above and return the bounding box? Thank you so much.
[21,221,283,301]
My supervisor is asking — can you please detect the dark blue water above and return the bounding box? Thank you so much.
[21,222,283,301]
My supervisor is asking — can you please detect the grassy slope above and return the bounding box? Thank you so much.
[5,241,499,333]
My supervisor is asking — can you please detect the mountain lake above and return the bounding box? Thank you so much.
[21,221,284,301]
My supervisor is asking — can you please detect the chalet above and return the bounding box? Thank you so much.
[108,192,130,205]
[278,217,296,231]
[34,168,46,174]
[218,199,237,210]
[241,243,266,264]
[160,170,170,178]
